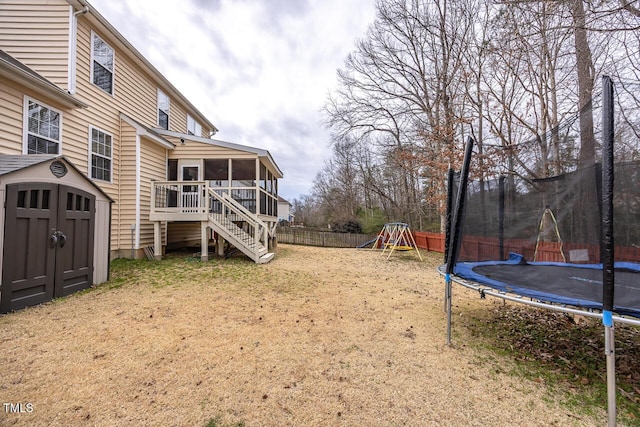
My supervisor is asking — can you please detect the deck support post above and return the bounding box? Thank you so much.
[153,221,162,260]
[200,222,208,261]
[217,235,225,257]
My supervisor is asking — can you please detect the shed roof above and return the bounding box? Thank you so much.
[0,155,113,202]
[0,154,60,176]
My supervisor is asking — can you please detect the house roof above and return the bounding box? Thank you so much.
[120,113,175,149]
[277,196,291,205]
[0,50,88,109]
[67,0,218,134]
[154,129,284,179]
[0,154,113,202]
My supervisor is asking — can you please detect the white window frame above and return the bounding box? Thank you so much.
[88,125,114,183]
[90,31,115,95]
[157,89,170,130]
[180,163,200,181]
[180,164,201,208]
[187,114,202,136]
[22,96,63,155]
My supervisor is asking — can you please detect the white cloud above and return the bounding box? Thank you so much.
[89,0,376,201]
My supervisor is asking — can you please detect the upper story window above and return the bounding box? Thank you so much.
[24,97,62,154]
[89,126,113,182]
[187,114,202,136]
[158,89,170,130]
[91,32,114,95]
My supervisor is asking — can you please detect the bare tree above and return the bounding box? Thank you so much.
[310,0,640,234]
[324,0,476,227]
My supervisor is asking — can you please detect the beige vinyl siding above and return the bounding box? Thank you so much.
[202,125,214,138]
[0,78,86,157]
[167,222,201,247]
[172,102,212,137]
[0,1,70,89]
[171,102,187,134]
[0,80,26,155]
[139,137,167,247]
[75,18,199,139]
[169,140,257,160]
[118,122,138,251]
[1,4,225,258]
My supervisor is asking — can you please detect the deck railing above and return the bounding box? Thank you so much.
[150,181,208,220]
[151,181,268,220]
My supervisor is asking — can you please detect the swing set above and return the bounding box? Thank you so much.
[370,222,422,260]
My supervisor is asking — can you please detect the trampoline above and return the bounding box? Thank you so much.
[441,79,638,424]
[445,253,640,323]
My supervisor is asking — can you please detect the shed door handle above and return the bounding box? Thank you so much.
[50,232,58,248]
[57,231,67,248]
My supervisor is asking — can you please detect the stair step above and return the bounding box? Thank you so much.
[258,252,275,264]
[207,203,270,264]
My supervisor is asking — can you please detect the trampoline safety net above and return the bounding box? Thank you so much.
[445,81,640,319]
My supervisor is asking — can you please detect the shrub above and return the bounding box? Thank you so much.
[330,219,362,234]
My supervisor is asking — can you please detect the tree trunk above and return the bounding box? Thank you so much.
[570,0,595,167]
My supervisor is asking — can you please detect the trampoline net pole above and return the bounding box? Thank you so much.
[602,75,616,426]
[445,136,475,345]
[498,176,505,261]
[444,168,456,265]
[445,136,474,275]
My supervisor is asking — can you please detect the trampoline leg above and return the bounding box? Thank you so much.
[444,276,449,314]
[604,323,616,427]
[445,274,452,345]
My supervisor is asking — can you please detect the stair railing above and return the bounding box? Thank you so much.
[208,188,268,259]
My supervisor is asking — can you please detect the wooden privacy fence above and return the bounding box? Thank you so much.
[276,227,378,248]
[276,227,640,263]
[413,232,445,253]
[277,227,446,252]
[458,235,640,263]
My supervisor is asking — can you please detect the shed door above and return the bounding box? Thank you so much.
[1,183,95,313]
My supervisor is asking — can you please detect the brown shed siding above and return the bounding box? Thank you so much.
[0,1,70,89]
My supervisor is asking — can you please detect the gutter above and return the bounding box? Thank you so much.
[68,4,89,94]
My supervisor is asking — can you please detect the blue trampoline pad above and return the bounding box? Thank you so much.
[453,253,640,318]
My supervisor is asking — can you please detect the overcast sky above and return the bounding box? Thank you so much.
[89,0,377,202]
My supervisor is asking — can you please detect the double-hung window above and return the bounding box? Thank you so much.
[90,126,113,182]
[187,114,202,136]
[24,97,61,154]
[158,89,170,130]
[91,32,114,94]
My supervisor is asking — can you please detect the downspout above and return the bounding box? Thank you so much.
[135,134,141,252]
[68,5,89,94]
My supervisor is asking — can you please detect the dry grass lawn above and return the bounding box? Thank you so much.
[0,244,606,426]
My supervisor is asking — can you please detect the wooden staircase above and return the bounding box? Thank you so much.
[207,188,274,264]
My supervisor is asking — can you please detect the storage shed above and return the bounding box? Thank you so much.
[0,155,112,313]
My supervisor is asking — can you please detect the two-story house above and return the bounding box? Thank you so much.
[0,0,282,313]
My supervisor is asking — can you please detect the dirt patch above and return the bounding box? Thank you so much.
[0,245,603,426]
